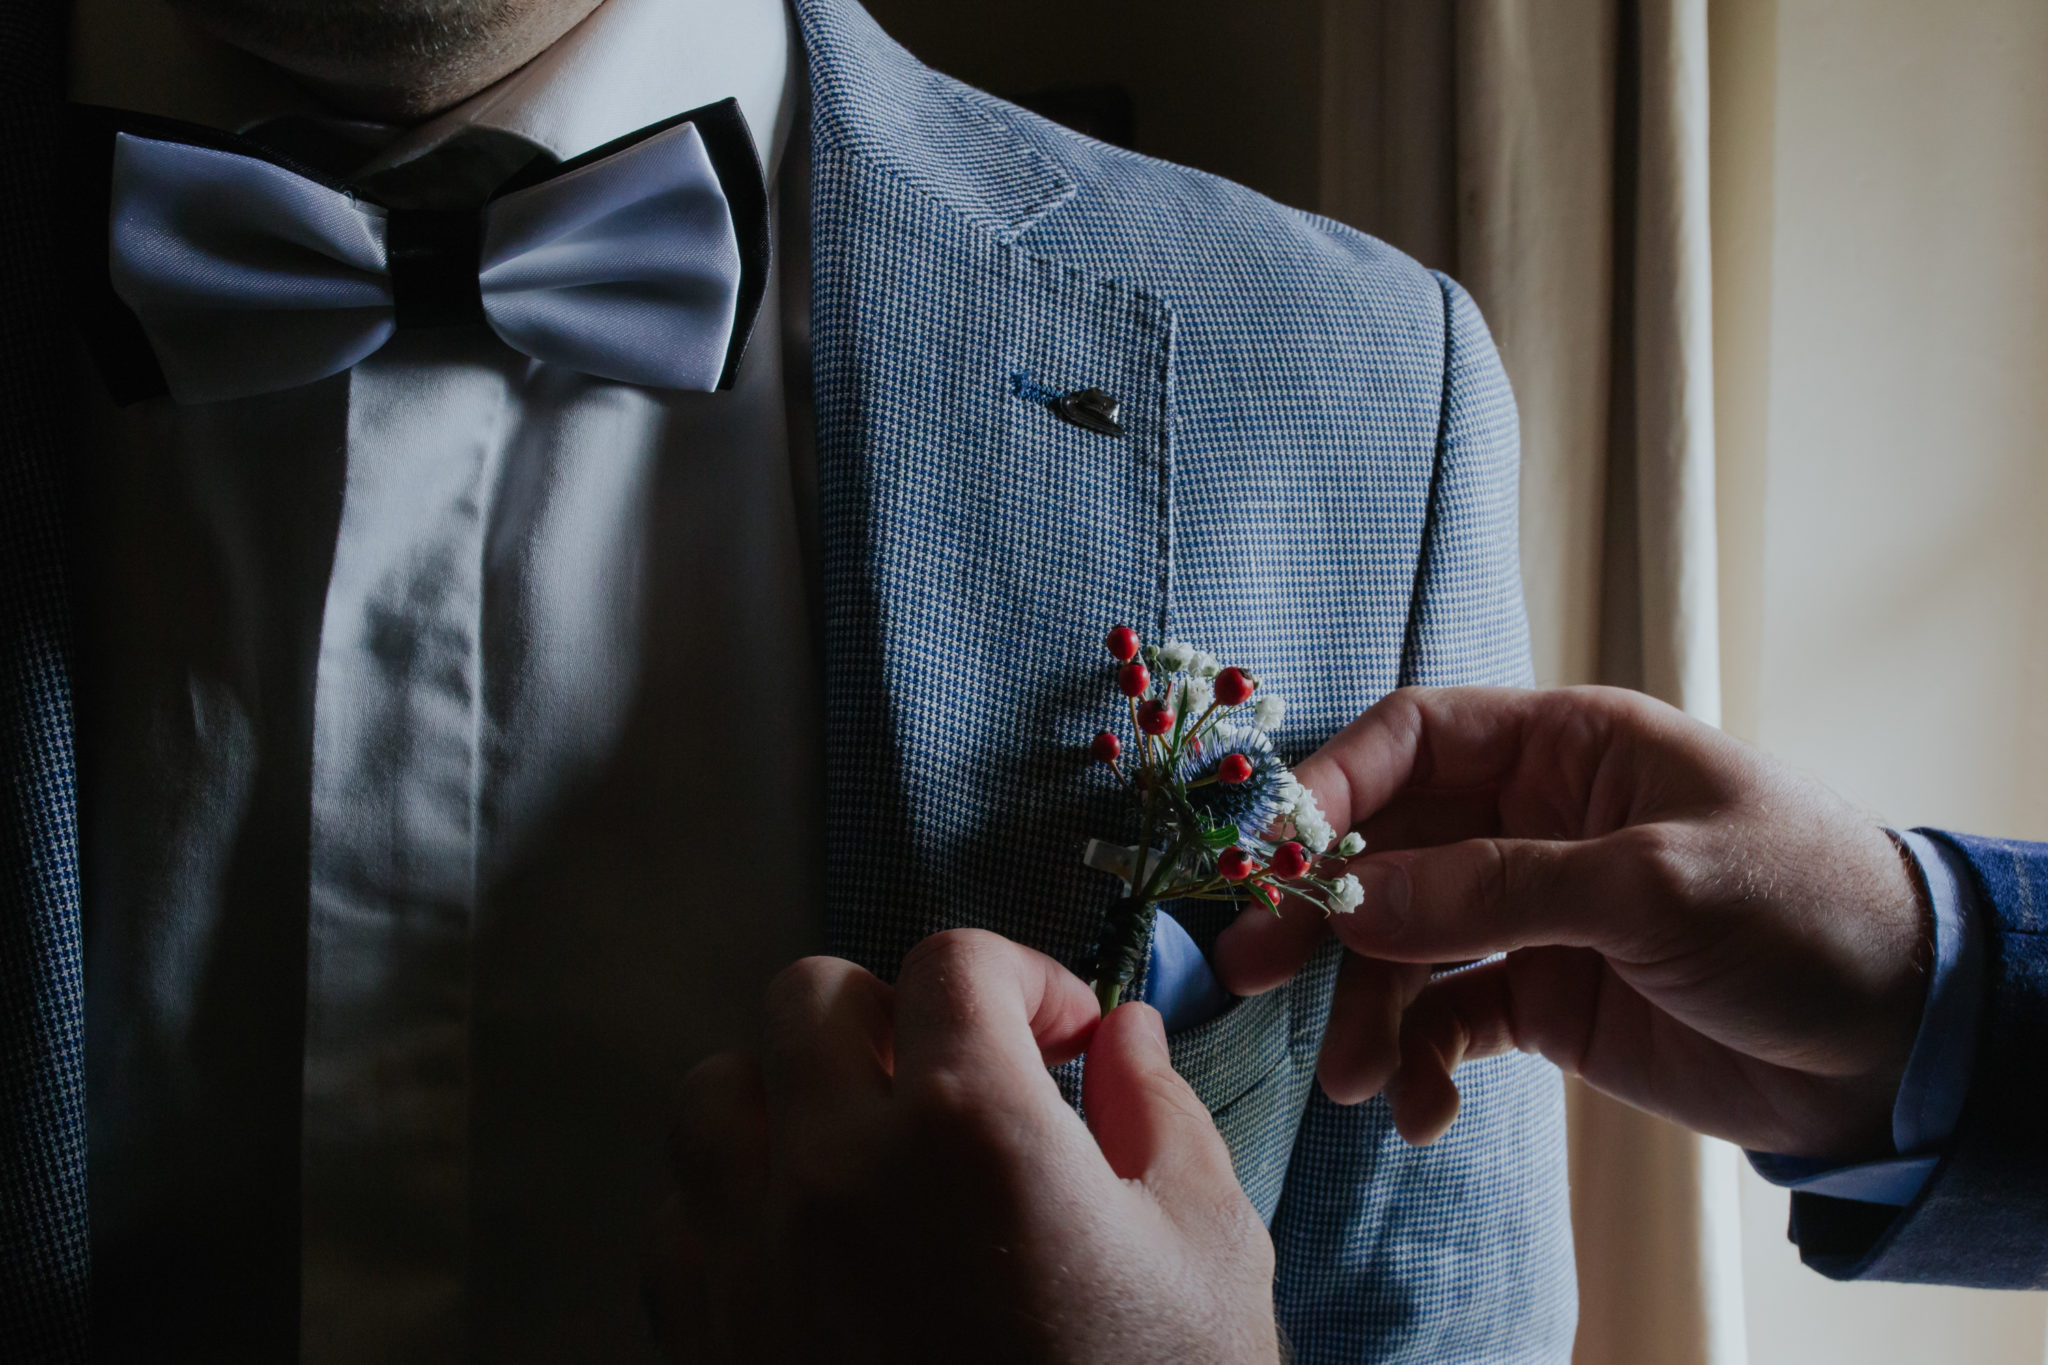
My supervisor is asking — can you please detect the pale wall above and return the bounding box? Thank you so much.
[1719,1,2048,1361]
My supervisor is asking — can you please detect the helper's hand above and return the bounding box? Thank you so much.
[1214,685,1931,1161]
[646,929,1277,1364]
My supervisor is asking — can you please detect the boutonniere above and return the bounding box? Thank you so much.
[1082,626,1364,1014]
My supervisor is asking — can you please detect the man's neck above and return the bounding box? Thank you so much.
[74,0,792,184]
[158,0,611,123]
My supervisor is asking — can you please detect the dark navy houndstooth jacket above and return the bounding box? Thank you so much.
[1788,831,2048,1291]
[0,0,1577,1358]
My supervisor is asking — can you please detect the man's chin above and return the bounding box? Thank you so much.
[164,0,604,121]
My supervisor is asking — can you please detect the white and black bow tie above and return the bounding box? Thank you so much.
[69,98,769,405]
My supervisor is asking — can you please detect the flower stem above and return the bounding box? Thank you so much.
[1090,827,1201,1016]
[1090,896,1156,1015]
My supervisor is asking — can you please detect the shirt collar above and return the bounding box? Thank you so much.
[70,0,790,187]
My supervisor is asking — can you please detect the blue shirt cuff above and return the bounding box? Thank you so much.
[1746,828,1985,1206]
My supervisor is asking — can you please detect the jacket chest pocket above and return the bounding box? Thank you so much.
[1168,941,1343,1219]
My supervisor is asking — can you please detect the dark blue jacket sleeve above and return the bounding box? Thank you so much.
[1788,830,2048,1288]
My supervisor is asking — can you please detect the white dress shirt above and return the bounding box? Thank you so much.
[72,0,821,1358]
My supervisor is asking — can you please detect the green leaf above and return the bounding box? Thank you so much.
[1201,823,1239,850]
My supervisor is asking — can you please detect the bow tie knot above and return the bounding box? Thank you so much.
[82,99,769,405]
[387,208,488,330]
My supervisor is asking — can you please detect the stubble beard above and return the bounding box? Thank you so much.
[168,0,605,119]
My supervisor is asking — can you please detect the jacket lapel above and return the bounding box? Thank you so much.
[0,2,92,1356]
[797,0,1175,979]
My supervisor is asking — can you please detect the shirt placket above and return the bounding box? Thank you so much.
[300,339,516,1361]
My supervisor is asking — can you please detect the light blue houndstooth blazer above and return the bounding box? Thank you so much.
[0,0,1574,1358]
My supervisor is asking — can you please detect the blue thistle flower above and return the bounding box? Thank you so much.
[1180,727,1289,848]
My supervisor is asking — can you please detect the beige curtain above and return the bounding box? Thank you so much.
[1318,3,1741,1363]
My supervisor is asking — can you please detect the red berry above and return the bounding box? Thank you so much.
[1105,625,1140,662]
[1217,847,1255,882]
[1116,662,1151,698]
[1213,667,1256,706]
[1262,885,1282,907]
[1136,700,1175,735]
[1217,753,1253,785]
[1089,731,1121,764]
[1270,841,1310,880]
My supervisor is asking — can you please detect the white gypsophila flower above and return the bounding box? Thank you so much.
[1276,772,1304,809]
[1253,695,1287,732]
[1191,651,1221,679]
[1157,640,1196,673]
[1176,676,1213,716]
[1336,831,1366,857]
[1211,720,1241,742]
[1290,789,1335,851]
[1328,874,1364,914]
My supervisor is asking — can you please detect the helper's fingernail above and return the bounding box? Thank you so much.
[1351,861,1411,937]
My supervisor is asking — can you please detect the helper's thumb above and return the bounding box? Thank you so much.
[1081,1003,1239,1208]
